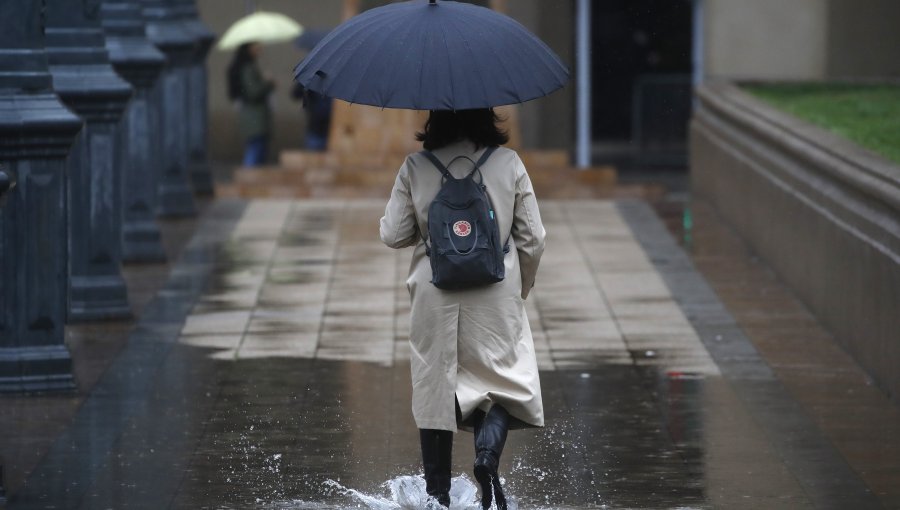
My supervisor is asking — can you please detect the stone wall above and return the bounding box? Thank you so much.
[690,83,900,401]
[508,0,575,152]
[827,0,900,78]
[704,0,828,81]
[702,0,900,81]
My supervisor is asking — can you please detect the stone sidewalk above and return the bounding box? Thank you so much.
[3,197,899,509]
[179,200,717,375]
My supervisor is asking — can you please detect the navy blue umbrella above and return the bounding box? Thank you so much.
[293,0,569,110]
[294,28,332,51]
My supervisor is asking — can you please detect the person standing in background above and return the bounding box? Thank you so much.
[227,42,275,167]
[292,83,333,152]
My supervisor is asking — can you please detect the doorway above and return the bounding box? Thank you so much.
[591,0,693,169]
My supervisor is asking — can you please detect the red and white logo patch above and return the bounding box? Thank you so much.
[452,220,472,237]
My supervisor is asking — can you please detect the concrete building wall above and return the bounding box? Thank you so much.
[704,0,828,81]
[507,0,575,151]
[691,83,900,402]
[826,0,900,78]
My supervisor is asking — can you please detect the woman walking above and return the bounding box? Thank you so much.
[227,42,275,167]
[380,109,546,509]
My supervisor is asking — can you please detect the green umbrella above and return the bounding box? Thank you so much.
[217,11,304,51]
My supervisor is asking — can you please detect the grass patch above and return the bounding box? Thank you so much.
[743,83,900,165]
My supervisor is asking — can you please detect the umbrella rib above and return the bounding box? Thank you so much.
[438,15,458,110]
[294,6,400,87]
[381,15,426,108]
[498,18,569,91]
[298,8,392,69]
[413,22,428,109]
[452,11,525,106]
[337,15,410,106]
[516,18,568,83]
[493,17,555,99]
[477,13,567,102]
[442,11,495,109]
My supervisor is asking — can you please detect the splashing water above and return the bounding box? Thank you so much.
[327,475,516,510]
[263,475,517,510]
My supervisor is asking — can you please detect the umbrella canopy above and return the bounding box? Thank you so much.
[218,11,304,51]
[293,0,569,110]
[295,28,332,52]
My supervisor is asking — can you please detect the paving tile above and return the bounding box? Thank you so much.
[180,310,253,336]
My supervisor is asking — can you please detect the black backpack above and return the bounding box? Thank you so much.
[421,146,509,290]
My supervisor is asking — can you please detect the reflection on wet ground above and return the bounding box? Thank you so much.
[2,198,897,509]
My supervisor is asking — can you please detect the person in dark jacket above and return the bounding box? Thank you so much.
[228,42,275,167]
[292,83,333,151]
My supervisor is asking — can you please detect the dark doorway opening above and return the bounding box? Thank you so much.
[591,0,693,169]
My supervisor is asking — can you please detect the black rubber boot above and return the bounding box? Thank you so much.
[473,405,510,510]
[420,429,453,507]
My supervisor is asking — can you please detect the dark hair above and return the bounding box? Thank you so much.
[227,43,256,101]
[416,109,509,151]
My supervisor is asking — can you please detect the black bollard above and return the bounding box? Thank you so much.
[176,0,216,196]
[0,0,83,392]
[45,0,135,322]
[101,1,169,263]
[0,168,12,201]
[142,0,199,217]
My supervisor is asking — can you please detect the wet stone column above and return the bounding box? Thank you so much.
[45,0,135,321]
[101,1,169,263]
[0,0,83,391]
[177,0,216,196]
[143,0,198,217]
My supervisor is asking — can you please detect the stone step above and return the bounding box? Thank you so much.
[233,149,616,199]
[278,149,570,171]
[232,165,617,199]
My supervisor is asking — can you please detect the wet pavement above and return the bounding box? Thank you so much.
[2,197,899,509]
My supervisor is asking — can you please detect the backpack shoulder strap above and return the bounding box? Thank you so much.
[420,151,451,178]
[469,146,511,252]
[467,145,499,180]
[475,146,498,168]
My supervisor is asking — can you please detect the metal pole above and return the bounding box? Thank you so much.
[692,0,704,90]
[0,169,11,201]
[575,0,591,169]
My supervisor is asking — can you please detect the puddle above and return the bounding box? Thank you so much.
[259,474,633,510]
[259,475,520,510]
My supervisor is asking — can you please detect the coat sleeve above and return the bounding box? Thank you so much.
[511,154,546,299]
[380,159,420,249]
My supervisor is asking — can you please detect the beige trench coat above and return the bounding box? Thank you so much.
[380,140,546,432]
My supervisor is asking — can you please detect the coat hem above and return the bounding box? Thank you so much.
[414,419,459,433]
